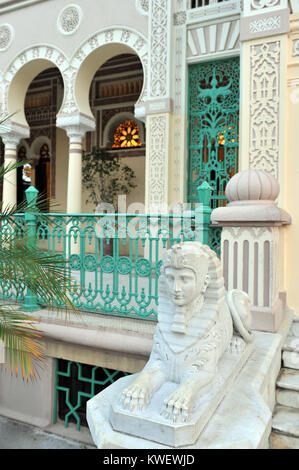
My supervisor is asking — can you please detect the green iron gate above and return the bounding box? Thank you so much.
[188,57,240,209]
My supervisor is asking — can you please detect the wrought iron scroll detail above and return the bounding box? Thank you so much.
[188,57,240,209]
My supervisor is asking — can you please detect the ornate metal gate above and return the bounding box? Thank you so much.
[188,57,240,208]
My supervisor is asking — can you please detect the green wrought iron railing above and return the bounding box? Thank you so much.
[0,184,221,319]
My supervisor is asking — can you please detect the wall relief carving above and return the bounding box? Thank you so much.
[0,24,13,52]
[57,4,82,35]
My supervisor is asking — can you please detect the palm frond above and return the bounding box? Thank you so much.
[0,305,44,381]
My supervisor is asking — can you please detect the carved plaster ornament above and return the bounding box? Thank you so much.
[121,242,253,423]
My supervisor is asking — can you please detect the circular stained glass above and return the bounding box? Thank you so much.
[112,120,142,149]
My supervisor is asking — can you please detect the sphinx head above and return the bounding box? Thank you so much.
[162,242,210,333]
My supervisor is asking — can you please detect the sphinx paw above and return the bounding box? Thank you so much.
[121,384,151,412]
[160,391,189,423]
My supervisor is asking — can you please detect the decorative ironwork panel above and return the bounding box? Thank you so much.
[188,57,240,209]
[0,207,219,319]
[33,213,198,320]
[0,215,26,301]
[53,359,129,431]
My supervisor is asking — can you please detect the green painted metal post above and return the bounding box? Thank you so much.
[195,182,212,245]
[21,186,40,312]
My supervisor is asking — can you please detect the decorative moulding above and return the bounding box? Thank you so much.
[240,8,290,40]
[187,18,240,61]
[187,0,241,25]
[243,0,288,16]
[136,0,149,16]
[143,98,174,115]
[174,11,187,26]
[293,38,299,56]
[0,23,14,52]
[57,3,83,36]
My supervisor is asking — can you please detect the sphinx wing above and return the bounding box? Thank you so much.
[226,289,254,343]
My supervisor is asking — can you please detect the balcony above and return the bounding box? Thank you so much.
[189,0,229,8]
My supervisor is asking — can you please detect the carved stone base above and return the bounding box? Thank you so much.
[87,314,293,449]
[110,343,253,447]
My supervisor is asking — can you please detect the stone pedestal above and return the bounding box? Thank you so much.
[211,169,291,333]
[87,312,292,449]
[110,344,252,447]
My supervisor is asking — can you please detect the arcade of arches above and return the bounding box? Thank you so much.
[3,53,145,213]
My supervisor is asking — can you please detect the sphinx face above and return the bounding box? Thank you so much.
[165,267,197,307]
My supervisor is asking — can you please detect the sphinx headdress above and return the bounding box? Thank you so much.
[162,242,210,288]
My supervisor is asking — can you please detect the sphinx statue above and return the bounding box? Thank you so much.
[120,242,254,425]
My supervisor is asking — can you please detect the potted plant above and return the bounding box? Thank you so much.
[82,147,137,255]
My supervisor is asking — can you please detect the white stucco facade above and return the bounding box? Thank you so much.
[0,0,299,448]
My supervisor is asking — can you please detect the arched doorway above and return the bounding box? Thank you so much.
[17,144,29,206]
[35,143,51,211]
[23,67,64,209]
[83,53,146,212]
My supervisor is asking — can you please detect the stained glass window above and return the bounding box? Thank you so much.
[112,120,142,148]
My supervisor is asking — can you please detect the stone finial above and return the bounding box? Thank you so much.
[226,169,280,205]
[211,169,291,225]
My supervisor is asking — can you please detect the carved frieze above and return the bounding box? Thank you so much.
[149,0,169,98]
[147,115,168,207]
[249,15,281,33]
[249,41,280,178]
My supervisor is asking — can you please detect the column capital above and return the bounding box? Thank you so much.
[57,112,95,143]
[1,120,29,149]
[240,2,289,41]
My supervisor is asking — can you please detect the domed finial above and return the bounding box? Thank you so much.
[226,169,280,205]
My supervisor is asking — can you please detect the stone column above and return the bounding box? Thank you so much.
[1,124,30,211]
[65,131,85,214]
[239,1,290,207]
[57,113,95,214]
[211,169,291,333]
[2,135,19,211]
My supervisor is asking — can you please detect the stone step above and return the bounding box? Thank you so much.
[277,368,299,392]
[270,431,299,449]
[272,406,299,439]
[282,351,299,370]
[283,336,299,352]
[276,389,299,409]
[289,317,299,338]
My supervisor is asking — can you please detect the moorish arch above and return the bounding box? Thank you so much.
[63,26,148,119]
[4,44,69,127]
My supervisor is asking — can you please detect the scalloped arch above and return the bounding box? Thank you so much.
[3,44,68,126]
[61,26,148,118]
